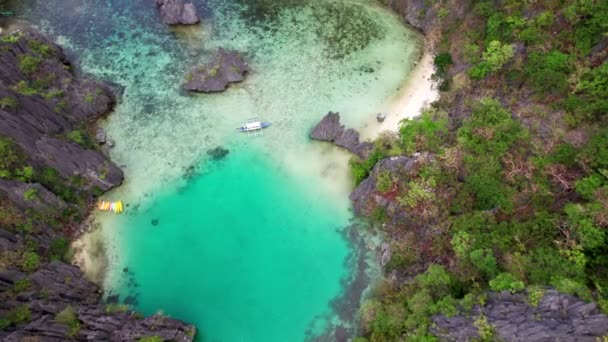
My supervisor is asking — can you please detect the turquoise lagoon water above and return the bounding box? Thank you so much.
[13,0,421,340]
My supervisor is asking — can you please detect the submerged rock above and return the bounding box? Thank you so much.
[184,49,248,93]
[310,111,373,159]
[206,146,229,160]
[155,0,200,25]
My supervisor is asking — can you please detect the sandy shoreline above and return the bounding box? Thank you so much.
[359,48,438,140]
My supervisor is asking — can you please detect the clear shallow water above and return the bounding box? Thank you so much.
[12,0,420,340]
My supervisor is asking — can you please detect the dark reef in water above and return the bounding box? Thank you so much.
[206,146,229,160]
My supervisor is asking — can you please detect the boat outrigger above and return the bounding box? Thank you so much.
[237,117,271,136]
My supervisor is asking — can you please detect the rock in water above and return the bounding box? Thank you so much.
[184,49,248,93]
[310,112,373,159]
[155,0,200,25]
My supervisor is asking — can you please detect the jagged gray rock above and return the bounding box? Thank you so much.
[431,290,608,341]
[0,30,123,191]
[184,49,248,93]
[0,179,67,212]
[0,29,191,341]
[155,0,200,25]
[349,154,425,216]
[0,233,195,341]
[310,112,373,159]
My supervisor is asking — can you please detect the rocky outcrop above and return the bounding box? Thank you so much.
[184,49,248,93]
[0,259,195,341]
[349,153,430,217]
[310,112,373,159]
[0,29,192,340]
[384,0,468,35]
[0,179,66,212]
[432,290,608,341]
[154,0,200,25]
[0,30,123,191]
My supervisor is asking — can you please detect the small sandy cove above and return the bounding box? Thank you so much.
[359,50,438,140]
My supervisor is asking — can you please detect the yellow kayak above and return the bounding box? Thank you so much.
[97,200,124,214]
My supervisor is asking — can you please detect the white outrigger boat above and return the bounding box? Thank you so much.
[237,117,271,135]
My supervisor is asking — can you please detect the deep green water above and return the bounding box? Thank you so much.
[11,0,420,340]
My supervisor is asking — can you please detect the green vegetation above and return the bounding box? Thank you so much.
[28,39,53,56]
[55,306,81,337]
[0,96,17,109]
[138,337,164,342]
[20,251,41,272]
[105,303,130,314]
[84,93,94,103]
[23,188,38,201]
[350,149,385,185]
[0,138,24,179]
[1,305,31,329]
[18,54,42,75]
[469,40,514,79]
[11,279,32,293]
[356,0,608,339]
[65,129,96,149]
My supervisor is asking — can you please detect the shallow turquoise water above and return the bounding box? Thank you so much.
[112,148,351,341]
[12,0,420,340]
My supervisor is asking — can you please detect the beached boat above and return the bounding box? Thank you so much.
[237,117,271,133]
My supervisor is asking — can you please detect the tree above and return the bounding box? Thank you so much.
[469,41,514,79]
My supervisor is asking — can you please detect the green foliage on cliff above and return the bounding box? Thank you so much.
[18,54,41,75]
[138,337,164,342]
[357,0,608,339]
[55,306,81,337]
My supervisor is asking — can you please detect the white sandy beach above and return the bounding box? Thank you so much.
[359,50,439,140]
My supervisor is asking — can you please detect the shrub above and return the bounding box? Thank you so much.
[575,174,603,200]
[469,41,514,79]
[5,305,31,326]
[50,237,70,261]
[375,170,392,192]
[23,188,38,201]
[350,149,385,185]
[12,279,31,293]
[84,93,94,103]
[527,286,546,306]
[474,314,495,341]
[18,55,41,75]
[12,80,39,96]
[28,39,53,56]
[55,306,81,337]
[20,251,41,272]
[138,337,164,342]
[469,248,498,279]
[433,52,453,76]
[399,109,448,155]
[105,303,130,314]
[0,97,17,109]
[489,272,525,293]
[0,138,23,179]
[416,264,452,295]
